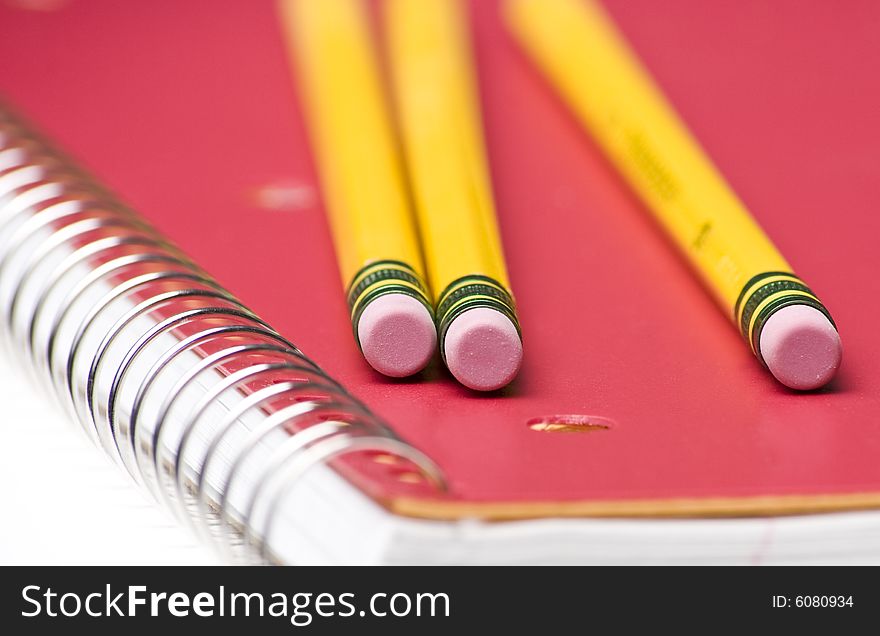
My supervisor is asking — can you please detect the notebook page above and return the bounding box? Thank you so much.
[0,354,215,565]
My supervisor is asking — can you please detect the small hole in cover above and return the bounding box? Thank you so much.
[527,414,615,433]
[371,453,400,466]
[395,471,424,485]
[374,459,425,484]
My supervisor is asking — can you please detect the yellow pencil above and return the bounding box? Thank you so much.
[384,0,523,391]
[279,0,436,377]
[505,0,840,390]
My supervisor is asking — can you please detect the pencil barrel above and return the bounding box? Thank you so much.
[505,0,837,365]
[384,0,516,306]
[280,0,431,338]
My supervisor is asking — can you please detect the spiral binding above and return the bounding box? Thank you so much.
[0,105,446,564]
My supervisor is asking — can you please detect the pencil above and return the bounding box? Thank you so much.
[279,0,436,377]
[384,0,523,391]
[505,0,841,390]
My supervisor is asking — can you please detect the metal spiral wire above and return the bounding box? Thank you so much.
[0,105,445,564]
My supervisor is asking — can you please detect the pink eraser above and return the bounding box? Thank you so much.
[759,304,842,391]
[357,293,436,378]
[443,307,523,391]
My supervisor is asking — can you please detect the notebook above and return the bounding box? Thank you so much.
[0,359,214,565]
[1,0,879,565]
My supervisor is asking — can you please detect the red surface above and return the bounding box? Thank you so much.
[2,0,879,509]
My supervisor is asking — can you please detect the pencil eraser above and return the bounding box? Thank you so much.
[759,304,842,391]
[443,307,523,391]
[357,293,437,378]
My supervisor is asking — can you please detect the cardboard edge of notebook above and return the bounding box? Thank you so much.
[380,491,880,521]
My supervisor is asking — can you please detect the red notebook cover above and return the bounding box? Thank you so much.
[2,0,878,519]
